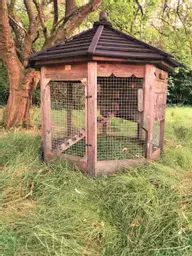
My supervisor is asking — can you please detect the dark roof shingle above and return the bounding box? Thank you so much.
[28,12,181,69]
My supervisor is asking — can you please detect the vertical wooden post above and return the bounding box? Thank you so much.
[143,64,156,159]
[86,62,97,175]
[159,120,165,152]
[41,67,52,160]
[67,82,72,137]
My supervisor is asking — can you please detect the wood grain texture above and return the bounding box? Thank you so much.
[143,64,156,159]
[87,62,97,175]
[95,158,147,176]
[138,88,144,112]
[160,120,165,152]
[41,67,52,159]
[150,148,161,160]
[97,63,144,78]
[45,63,87,80]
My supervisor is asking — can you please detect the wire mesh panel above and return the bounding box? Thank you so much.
[50,81,85,157]
[97,75,145,161]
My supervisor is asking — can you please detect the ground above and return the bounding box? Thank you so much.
[1,106,192,255]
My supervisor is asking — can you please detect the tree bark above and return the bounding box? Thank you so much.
[3,69,40,128]
[0,0,40,128]
[1,0,102,128]
[65,0,76,18]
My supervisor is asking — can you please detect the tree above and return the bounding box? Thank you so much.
[0,0,102,128]
[101,0,192,69]
[168,69,192,105]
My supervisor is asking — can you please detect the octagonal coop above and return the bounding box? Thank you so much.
[28,12,180,176]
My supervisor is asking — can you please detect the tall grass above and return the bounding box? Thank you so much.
[1,106,192,255]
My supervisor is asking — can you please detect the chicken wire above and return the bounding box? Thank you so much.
[97,75,145,161]
[50,81,85,157]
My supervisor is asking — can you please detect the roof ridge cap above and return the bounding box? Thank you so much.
[87,25,104,55]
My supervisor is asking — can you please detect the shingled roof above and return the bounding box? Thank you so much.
[28,11,181,70]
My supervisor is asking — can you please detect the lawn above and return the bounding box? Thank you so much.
[1,106,192,255]
[51,108,145,160]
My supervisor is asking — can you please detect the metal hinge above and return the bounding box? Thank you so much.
[86,95,92,99]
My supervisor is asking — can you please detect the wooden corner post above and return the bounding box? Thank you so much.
[143,64,156,160]
[87,62,97,175]
[41,67,52,160]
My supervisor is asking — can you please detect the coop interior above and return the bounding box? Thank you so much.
[50,74,149,162]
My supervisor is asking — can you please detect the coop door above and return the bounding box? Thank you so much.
[97,75,146,161]
[50,81,86,157]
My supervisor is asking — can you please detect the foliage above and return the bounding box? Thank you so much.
[168,69,192,105]
[94,0,192,69]
[1,106,192,255]
[0,61,9,106]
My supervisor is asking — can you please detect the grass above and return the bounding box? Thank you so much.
[1,106,192,255]
[51,108,144,160]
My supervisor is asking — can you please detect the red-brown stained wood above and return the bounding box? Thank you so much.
[87,62,97,175]
[67,82,72,136]
[45,63,87,80]
[41,67,52,159]
[95,158,147,176]
[138,88,144,112]
[160,120,165,151]
[143,64,156,159]
[97,63,145,78]
[154,93,166,121]
[150,148,161,160]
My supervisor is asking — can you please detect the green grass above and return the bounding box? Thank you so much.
[66,136,143,160]
[51,108,144,159]
[1,106,192,255]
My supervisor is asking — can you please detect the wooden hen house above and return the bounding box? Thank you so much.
[28,11,180,176]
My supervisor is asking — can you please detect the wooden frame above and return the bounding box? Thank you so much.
[41,67,52,160]
[41,62,167,175]
[87,62,97,175]
[143,64,156,159]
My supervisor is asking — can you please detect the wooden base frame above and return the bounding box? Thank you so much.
[45,151,147,176]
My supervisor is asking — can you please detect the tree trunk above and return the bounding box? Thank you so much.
[0,0,102,128]
[3,69,40,128]
[65,0,76,17]
[0,0,40,128]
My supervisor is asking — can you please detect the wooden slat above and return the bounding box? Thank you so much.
[99,37,128,43]
[43,46,89,55]
[45,63,87,80]
[96,46,151,52]
[95,50,164,59]
[97,63,145,78]
[41,67,52,159]
[159,120,165,152]
[150,148,161,160]
[138,89,144,112]
[67,82,72,136]
[58,129,86,152]
[95,158,147,176]
[49,42,90,51]
[97,41,145,48]
[87,62,97,175]
[33,50,87,61]
[143,64,156,159]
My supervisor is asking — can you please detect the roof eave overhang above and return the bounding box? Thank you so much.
[27,54,178,73]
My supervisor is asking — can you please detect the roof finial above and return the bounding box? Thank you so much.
[99,11,107,21]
